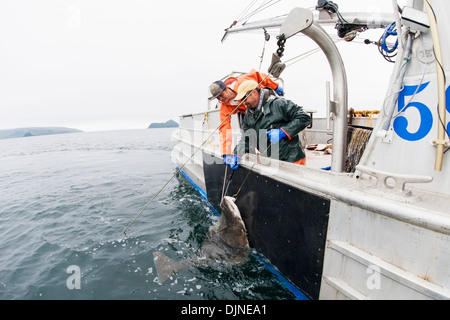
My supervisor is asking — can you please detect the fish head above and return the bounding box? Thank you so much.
[220,195,237,212]
[219,196,249,248]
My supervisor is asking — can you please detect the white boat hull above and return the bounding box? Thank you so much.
[171,0,450,299]
[171,110,450,299]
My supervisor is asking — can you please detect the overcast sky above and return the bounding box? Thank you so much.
[0,0,402,132]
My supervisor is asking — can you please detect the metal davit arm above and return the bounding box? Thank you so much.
[223,8,349,172]
[301,22,348,172]
[279,8,348,172]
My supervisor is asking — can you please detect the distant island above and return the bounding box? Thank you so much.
[0,127,83,140]
[148,120,179,129]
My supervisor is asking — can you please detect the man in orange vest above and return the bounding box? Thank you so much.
[208,69,284,168]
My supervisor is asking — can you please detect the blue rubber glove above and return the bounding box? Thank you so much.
[267,129,287,144]
[275,85,284,96]
[223,154,239,170]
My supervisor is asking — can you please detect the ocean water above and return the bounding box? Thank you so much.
[0,128,297,300]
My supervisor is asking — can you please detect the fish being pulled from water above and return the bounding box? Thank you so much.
[153,196,250,283]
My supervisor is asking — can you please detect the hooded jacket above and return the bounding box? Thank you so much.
[218,70,280,156]
[234,89,311,163]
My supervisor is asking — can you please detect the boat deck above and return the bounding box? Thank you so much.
[305,147,333,170]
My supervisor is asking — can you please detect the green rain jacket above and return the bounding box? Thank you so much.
[234,89,311,163]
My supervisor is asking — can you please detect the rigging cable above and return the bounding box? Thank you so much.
[236,0,258,22]
[232,0,258,27]
[259,28,270,72]
[392,34,429,120]
[233,0,282,25]
[284,39,342,68]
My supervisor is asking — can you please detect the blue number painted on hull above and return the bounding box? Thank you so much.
[392,82,450,141]
[393,82,432,141]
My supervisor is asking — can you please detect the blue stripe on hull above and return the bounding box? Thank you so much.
[177,166,309,300]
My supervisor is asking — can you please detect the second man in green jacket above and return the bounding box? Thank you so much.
[225,80,311,170]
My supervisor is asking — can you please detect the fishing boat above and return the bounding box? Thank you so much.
[171,0,450,300]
